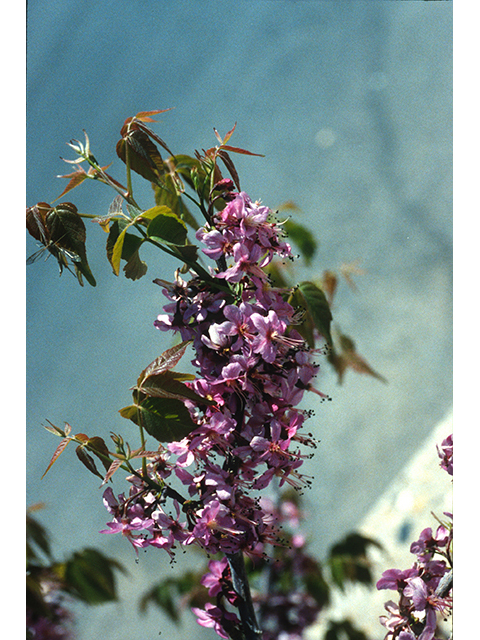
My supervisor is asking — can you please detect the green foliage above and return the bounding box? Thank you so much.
[26,201,96,286]
[62,548,126,605]
[139,571,205,620]
[119,394,197,443]
[26,509,125,628]
[119,341,214,442]
[145,206,188,244]
[325,619,369,640]
[284,219,317,266]
[295,281,333,347]
[26,509,52,563]
[27,112,388,639]
[327,533,382,591]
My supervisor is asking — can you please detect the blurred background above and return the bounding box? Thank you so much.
[26,1,452,638]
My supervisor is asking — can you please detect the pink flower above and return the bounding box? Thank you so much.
[200,557,230,596]
[437,434,453,475]
[250,310,286,363]
[192,603,239,639]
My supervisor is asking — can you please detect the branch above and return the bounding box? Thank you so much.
[227,551,262,640]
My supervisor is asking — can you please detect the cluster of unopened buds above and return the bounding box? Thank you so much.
[377,435,453,640]
[101,189,326,636]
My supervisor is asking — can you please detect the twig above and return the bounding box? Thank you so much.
[227,551,262,640]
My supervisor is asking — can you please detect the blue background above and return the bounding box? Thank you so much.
[26,1,452,638]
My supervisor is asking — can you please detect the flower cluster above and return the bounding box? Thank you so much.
[192,493,327,640]
[101,191,322,635]
[27,590,74,640]
[376,435,453,640]
[251,496,326,640]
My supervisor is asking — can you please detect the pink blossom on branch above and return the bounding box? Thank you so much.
[102,190,325,637]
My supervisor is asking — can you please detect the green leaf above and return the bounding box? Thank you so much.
[327,532,382,591]
[146,208,187,245]
[325,620,369,640]
[64,548,126,605]
[26,514,51,562]
[108,222,146,279]
[284,219,317,266]
[139,571,203,617]
[139,579,180,621]
[290,288,316,348]
[169,154,206,191]
[297,281,333,346]
[123,245,148,280]
[139,370,215,405]
[303,566,330,608]
[110,225,129,276]
[46,203,96,287]
[119,394,197,443]
[153,176,201,231]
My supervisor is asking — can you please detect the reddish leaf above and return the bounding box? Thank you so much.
[331,333,387,384]
[87,436,112,472]
[26,202,52,244]
[220,145,264,157]
[322,271,338,305]
[131,450,164,459]
[75,445,104,479]
[54,167,88,200]
[41,438,71,479]
[137,341,192,386]
[217,150,241,191]
[221,122,237,145]
[116,129,165,183]
[101,459,123,486]
[134,108,173,122]
[340,261,365,291]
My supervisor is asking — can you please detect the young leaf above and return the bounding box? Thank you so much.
[329,332,387,384]
[134,108,174,122]
[54,166,89,200]
[75,446,104,480]
[101,459,123,486]
[137,341,192,385]
[42,437,71,478]
[220,144,264,157]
